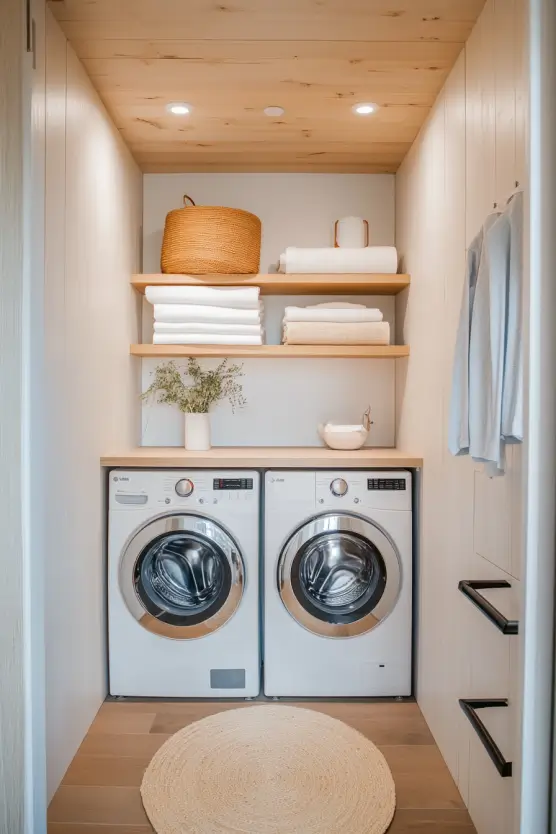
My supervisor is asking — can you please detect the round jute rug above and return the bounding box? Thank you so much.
[140,704,396,834]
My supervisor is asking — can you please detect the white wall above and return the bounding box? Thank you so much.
[141,354,395,447]
[0,2,27,831]
[44,9,142,799]
[142,173,396,446]
[395,2,527,833]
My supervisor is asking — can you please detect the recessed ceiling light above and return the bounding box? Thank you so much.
[166,102,191,116]
[264,106,285,117]
[353,102,379,115]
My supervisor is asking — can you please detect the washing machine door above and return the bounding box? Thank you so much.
[120,512,244,639]
[278,513,402,638]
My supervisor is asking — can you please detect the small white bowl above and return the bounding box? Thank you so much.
[318,423,369,451]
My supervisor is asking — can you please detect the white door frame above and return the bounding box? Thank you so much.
[520,0,556,831]
[22,0,48,830]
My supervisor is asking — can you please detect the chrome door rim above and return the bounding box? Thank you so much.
[277,512,402,638]
[120,511,244,639]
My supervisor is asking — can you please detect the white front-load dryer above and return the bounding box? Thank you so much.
[264,470,412,697]
[109,470,260,697]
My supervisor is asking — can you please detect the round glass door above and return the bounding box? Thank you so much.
[278,513,401,638]
[120,513,244,639]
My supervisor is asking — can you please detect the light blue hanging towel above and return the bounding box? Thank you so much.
[449,192,524,474]
[448,224,489,457]
[500,192,524,444]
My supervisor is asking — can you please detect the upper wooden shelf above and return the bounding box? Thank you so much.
[132,273,410,296]
[131,344,409,359]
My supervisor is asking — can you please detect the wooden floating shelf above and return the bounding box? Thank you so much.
[132,273,410,296]
[131,344,410,359]
[101,447,423,470]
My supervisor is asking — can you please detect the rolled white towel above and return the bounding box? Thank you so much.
[154,322,262,336]
[154,304,262,325]
[153,333,263,346]
[284,306,383,323]
[145,285,260,309]
[279,246,398,274]
[283,321,390,345]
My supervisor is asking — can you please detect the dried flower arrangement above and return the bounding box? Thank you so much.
[142,358,246,414]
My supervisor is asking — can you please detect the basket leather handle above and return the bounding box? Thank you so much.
[183,194,196,207]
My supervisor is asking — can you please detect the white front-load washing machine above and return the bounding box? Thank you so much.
[264,470,412,697]
[109,470,260,697]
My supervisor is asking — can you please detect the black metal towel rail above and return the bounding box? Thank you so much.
[458,580,519,635]
[459,698,512,778]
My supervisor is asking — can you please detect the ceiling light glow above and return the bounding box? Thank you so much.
[166,102,191,115]
[353,103,378,115]
[264,106,285,117]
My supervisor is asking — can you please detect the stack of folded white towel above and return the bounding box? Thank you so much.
[283,302,390,345]
[145,286,264,345]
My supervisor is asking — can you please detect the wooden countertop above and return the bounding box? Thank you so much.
[101,447,422,469]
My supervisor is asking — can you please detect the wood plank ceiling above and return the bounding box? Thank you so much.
[49,0,486,173]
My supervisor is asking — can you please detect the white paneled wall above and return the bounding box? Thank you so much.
[396,2,527,832]
[141,174,396,446]
[0,1,26,831]
[44,9,142,799]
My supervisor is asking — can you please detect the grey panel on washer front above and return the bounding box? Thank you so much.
[115,494,148,505]
[210,669,246,689]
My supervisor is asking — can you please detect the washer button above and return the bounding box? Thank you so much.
[330,478,349,497]
[175,478,194,497]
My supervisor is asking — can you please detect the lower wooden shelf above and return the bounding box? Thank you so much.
[131,344,410,359]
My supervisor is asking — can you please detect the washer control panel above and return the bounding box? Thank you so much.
[315,471,412,511]
[110,470,259,510]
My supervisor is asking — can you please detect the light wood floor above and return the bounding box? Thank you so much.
[48,700,477,833]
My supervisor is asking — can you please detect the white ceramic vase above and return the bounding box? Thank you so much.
[184,413,211,451]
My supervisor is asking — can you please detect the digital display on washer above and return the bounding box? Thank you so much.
[367,478,406,491]
[213,478,254,491]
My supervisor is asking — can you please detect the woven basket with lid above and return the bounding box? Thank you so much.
[161,195,262,275]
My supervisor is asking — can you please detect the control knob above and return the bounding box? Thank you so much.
[330,478,349,497]
[175,478,194,497]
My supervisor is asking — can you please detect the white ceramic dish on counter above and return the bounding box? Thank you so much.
[318,407,372,450]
